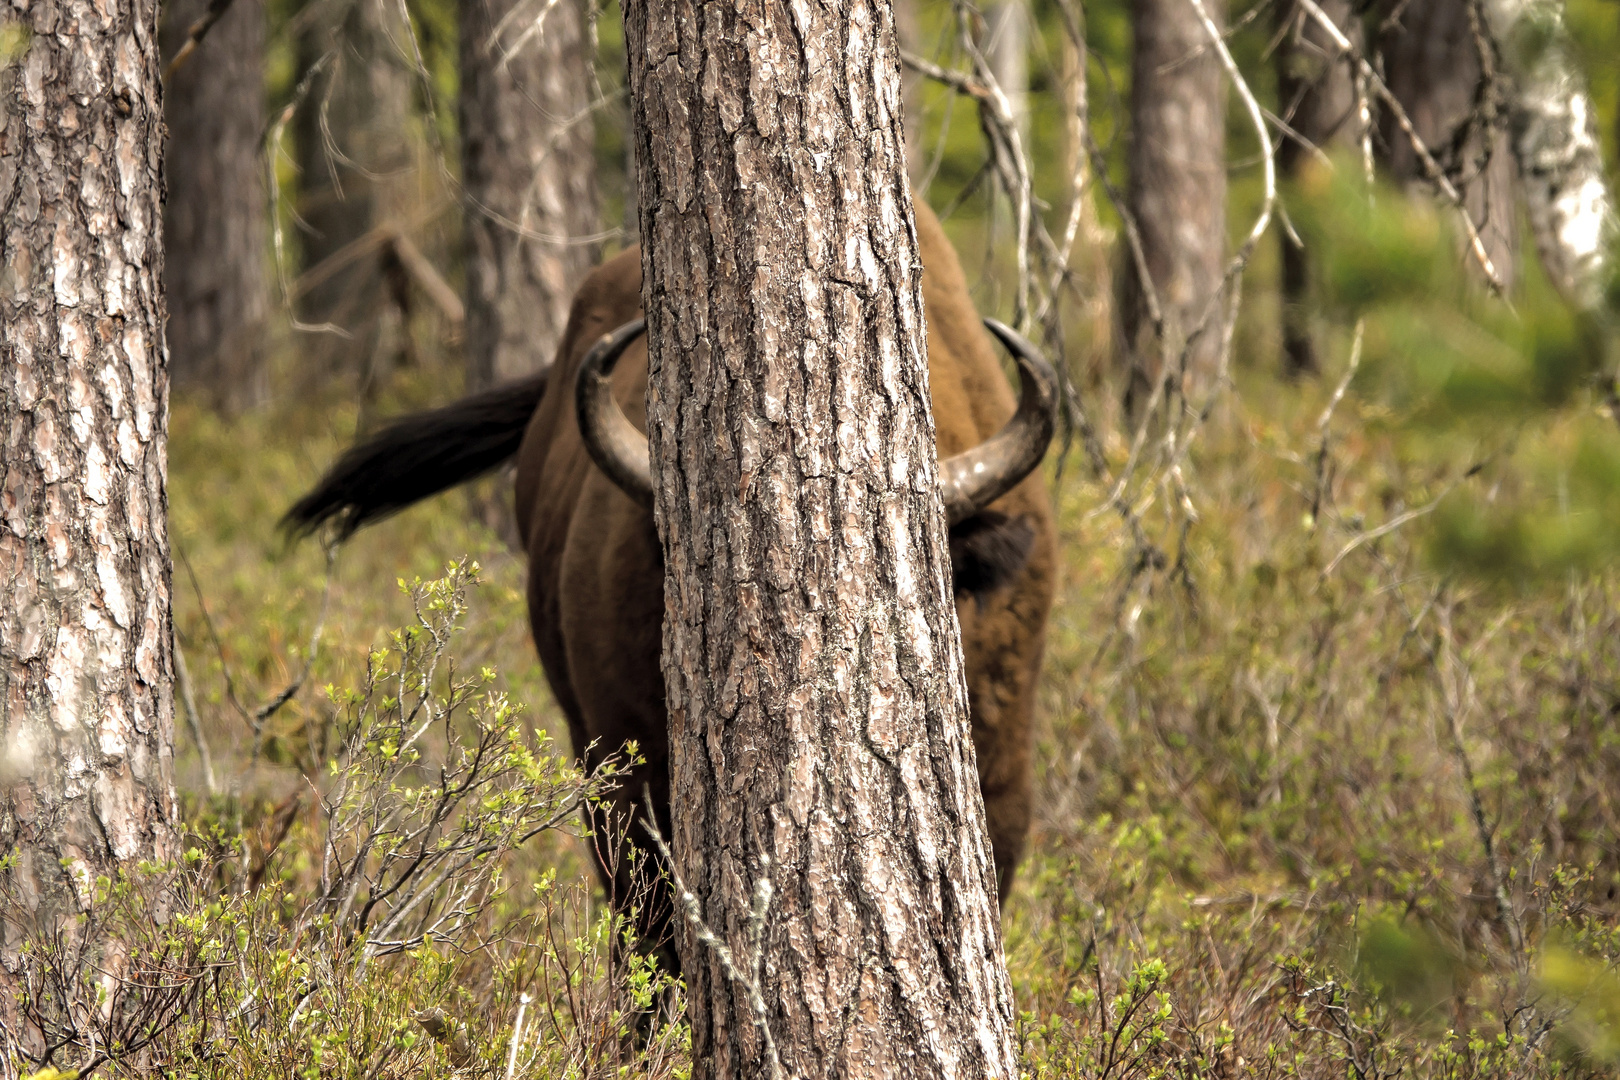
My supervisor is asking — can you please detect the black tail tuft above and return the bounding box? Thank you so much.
[283,372,550,540]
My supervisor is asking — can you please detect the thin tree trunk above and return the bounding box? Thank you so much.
[1121,0,1227,413]
[0,0,179,1045]
[894,0,925,179]
[293,0,415,334]
[1379,0,1518,291]
[983,0,1028,264]
[623,0,1020,1072]
[460,0,600,388]
[161,0,271,409]
[1274,0,1356,377]
[1057,0,1113,386]
[984,0,1028,143]
[1486,0,1613,311]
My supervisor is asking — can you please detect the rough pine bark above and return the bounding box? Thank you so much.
[1379,0,1519,290]
[1121,0,1227,413]
[1274,0,1356,377]
[0,0,179,1032]
[623,0,1020,1072]
[460,0,600,387]
[161,0,270,408]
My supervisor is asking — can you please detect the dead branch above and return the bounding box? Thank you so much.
[383,229,466,324]
[163,0,241,80]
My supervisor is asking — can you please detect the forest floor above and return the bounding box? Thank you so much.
[153,342,1620,1077]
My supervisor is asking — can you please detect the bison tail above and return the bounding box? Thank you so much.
[282,371,550,540]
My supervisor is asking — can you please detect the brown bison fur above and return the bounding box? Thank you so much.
[512,203,1054,959]
[287,202,1055,970]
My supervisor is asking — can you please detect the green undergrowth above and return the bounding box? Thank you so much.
[1009,297,1620,1071]
[11,312,1620,1076]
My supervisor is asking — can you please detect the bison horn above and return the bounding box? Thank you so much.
[574,318,655,510]
[576,316,1057,523]
[936,318,1058,525]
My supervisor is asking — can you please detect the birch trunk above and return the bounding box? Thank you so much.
[161,0,270,409]
[1485,0,1613,310]
[460,0,600,387]
[622,0,1021,1071]
[1121,0,1227,412]
[984,1,1028,145]
[0,0,179,1040]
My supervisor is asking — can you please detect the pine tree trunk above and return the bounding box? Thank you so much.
[460,0,600,387]
[623,0,1020,1071]
[161,0,271,409]
[0,0,179,1039]
[292,0,415,333]
[1379,0,1518,291]
[1121,0,1227,413]
[1274,0,1356,377]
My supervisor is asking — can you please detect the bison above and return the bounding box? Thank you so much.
[287,201,1057,964]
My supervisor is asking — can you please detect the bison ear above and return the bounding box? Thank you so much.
[949,511,1036,602]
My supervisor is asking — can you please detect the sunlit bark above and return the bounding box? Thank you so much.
[0,0,179,1041]
[623,0,1021,1070]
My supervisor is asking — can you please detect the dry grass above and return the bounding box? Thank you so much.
[6,336,1619,1077]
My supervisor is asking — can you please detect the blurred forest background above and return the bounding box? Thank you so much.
[137,0,1620,1072]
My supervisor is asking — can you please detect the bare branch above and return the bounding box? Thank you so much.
[384,229,466,324]
[162,0,240,80]
[1294,0,1508,294]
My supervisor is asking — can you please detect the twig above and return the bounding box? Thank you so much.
[494,0,562,71]
[1308,319,1364,527]
[163,0,240,80]
[1079,124,1163,374]
[951,6,1035,327]
[504,992,531,1080]
[1426,594,1526,963]
[174,645,217,796]
[177,545,254,728]
[640,788,785,1080]
[1189,0,1276,299]
[1377,0,1416,35]
[1320,493,1447,580]
[175,539,337,759]
[264,49,348,337]
[250,542,338,759]
[900,49,991,102]
[1319,454,1488,580]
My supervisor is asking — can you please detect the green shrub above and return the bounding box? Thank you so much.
[3,566,682,1080]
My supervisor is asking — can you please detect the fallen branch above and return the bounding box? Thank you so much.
[383,229,466,325]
